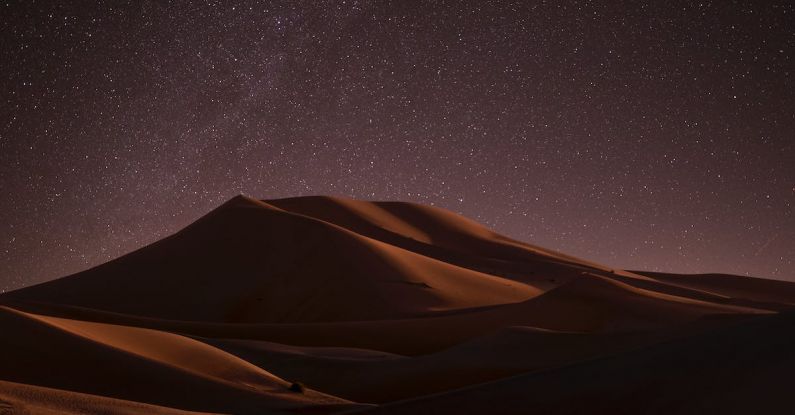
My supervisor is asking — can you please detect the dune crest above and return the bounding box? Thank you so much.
[1,195,793,414]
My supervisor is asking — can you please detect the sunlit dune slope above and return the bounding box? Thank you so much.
[267,195,609,271]
[2,273,770,357]
[0,379,215,415]
[0,306,358,414]
[1,195,794,414]
[8,196,538,323]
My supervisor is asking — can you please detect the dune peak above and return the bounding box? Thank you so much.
[2,195,794,414]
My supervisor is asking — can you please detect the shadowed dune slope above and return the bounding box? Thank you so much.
[0,306,358,414]
[2,195,795,414]
[267,196,645,292]
[354,310,795,415]
[2,273,770,357]
[267,195,608,271]
[7,196,538,323]
[632,271,795,306]
[0,305,357,413]
[13,196,775,328]
[203,327,658,403]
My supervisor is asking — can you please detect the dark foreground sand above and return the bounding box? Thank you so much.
[2,195,793,414]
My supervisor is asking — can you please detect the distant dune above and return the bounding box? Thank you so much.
[1,195,794,414]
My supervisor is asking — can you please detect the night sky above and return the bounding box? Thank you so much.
[1,1,793,291]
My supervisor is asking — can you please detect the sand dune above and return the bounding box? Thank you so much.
[202,327,657,403]
[9,196,538,323]
[633,271,795,306]
[268,195,603,268]
[1,195,794,413]
[0,379,214,415]
[355,310,795,415]
[0,305,359,414]
[268,196,618,286]
[3,273,767,358]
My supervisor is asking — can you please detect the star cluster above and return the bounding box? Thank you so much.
[1,1,793,291]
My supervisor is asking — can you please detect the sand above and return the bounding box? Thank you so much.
[1,195,793,414]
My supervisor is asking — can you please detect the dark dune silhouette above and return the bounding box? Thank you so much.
[1,195,793,414]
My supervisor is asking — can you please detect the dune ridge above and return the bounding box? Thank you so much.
[8,195,539,324]
[1,195,794,414]
[0,306,359,414]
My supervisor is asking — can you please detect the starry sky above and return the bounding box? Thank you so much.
[1,1,793,291]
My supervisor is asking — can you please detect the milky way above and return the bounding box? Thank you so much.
[1,1,793,290]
